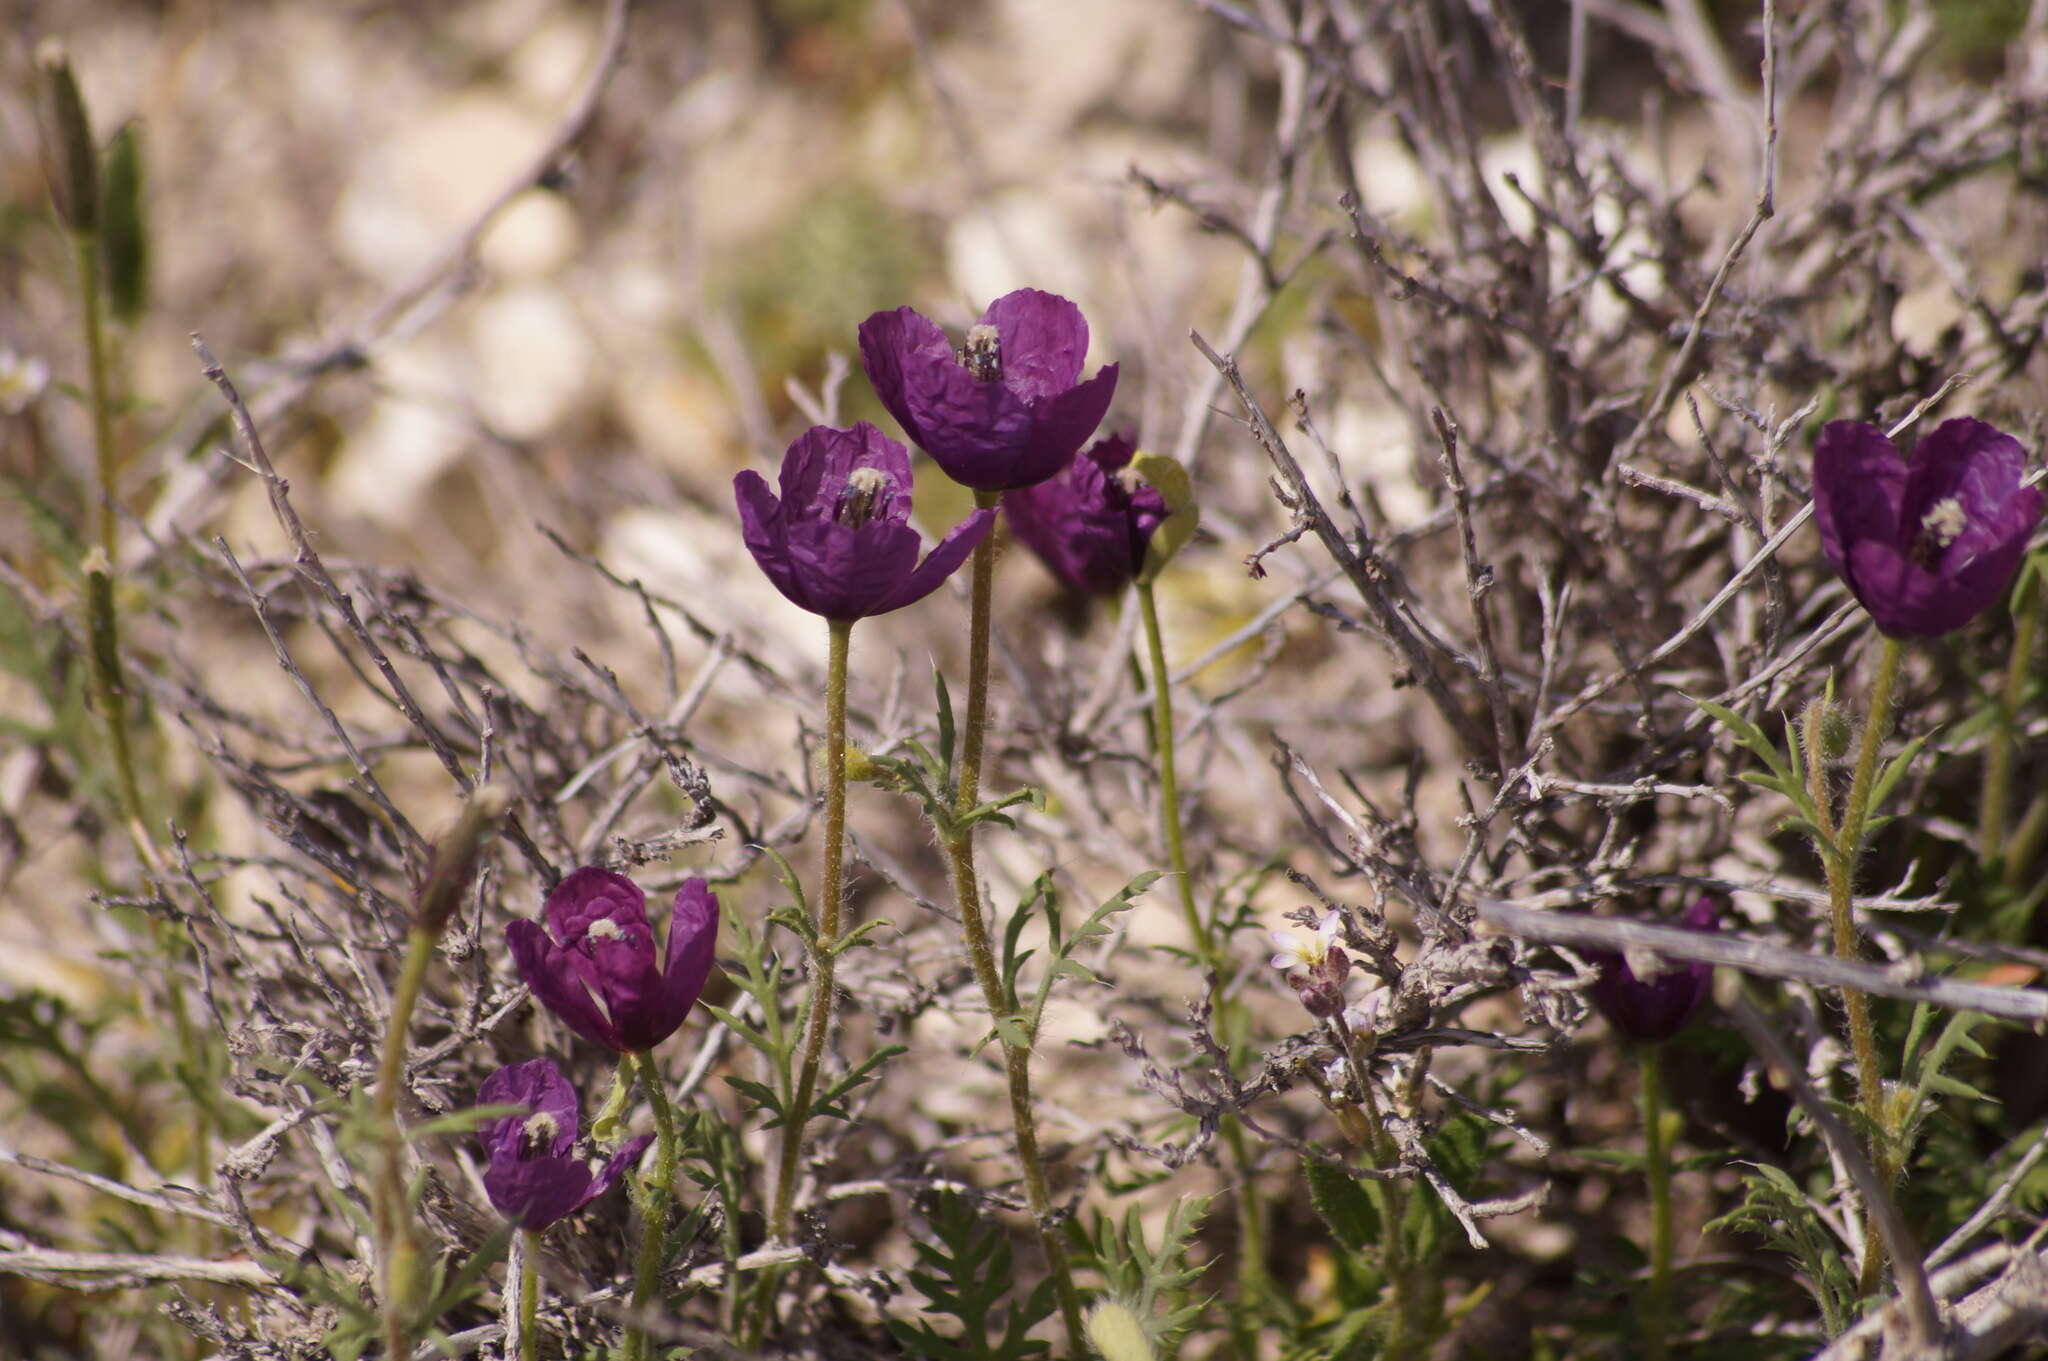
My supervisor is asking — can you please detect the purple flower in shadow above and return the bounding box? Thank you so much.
[858,289,1119,492]
[477,1059,652,1231]
[1003,432,1168,596]
[508,869,719,1053]
[1813,418,2043,638]
[735,422,995,621]
[1587,895,1721,1045]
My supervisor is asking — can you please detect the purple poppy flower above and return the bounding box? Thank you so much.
[1002,432,1168,595]
[476,1059,653,1230]
[1587,896,1721,1044]
[858,289,1119,492]
[734,422,995,621]
[508,869,720,1053]
[1812,418,2043,638]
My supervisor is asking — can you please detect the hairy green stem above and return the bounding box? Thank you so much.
[748,618,853,1345]
[1640,1043,1673,1361]
[947,500,1086,1354]
[625,1050,680,1361]
[514,1228,539,1361]
[373,925,438,1361]
[1823,636,1904,1294]
[1135,582,1208,962]
[1981,573,2043,862]
[71,231,150,852]
[1136,582,1270,1306]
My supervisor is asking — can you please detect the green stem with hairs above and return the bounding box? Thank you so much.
[1639,1043,1673,1361]
[1135,580,1270,1308]
[1135,581,1208,962]
[515,1228,540,1361]
[373,925,439,1361]
[625,1050,680,1361]
[946,494,1086,1354]
[1981,569,2044,863]
[72,230,149,850]
[1818,635,1905,1294]
[747,617,852,1345]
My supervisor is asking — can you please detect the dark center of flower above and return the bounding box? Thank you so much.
[957,324,1002,382]
[834,467,893,528]
[518,1110,560,1158]
[1909,495,1969,566]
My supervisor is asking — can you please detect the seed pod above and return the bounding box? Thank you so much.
[102,122,149,322]
[412,786,511,938]
[35,42,99,234]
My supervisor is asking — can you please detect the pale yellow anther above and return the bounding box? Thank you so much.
[1921,496,1968,549]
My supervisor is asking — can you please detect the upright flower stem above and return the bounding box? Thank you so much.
[946,495,1087,1354]
[1820,635,1905,1293]
[1135,580,1270,1306]
[509,1227,539,1361]
[1980,572,2043,863]
[749,618,852,1344]
[625,1049,680,1361]
[373,924,439,1361]
[1638,1043,1673,1361]
[70,231,150,855]
[1135,582,1207,961]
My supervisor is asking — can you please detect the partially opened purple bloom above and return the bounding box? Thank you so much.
[477,1059,653,1230]
[1588,896,1721,1044]
[735,422,995,621]
[1813,418,2043,638]
[508,869,720,1053]
[858,289,1119,492]
[1003,432,1168,595]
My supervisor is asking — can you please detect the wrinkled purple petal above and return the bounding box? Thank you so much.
[880,507,997,613]
[509,919,625,1052]
[779,517,923,619]
[610,879,719,1052]
[577,1133,655,1214]
[1587,896,1721,1045]
[902,367,1038,485]
[651,880,721,1039]
[485,1154,596,1230]
[1812,417,2041,638]
[982,289,1088,402]
[736,422,981,621]
[858,308,975,455]
[1844,541,1954,638]
[477,1059,579,1162]
[859,295,1117,492]
[1813,421,1906,580]
[544,867,650,945]
[1016,363,1119,487]
[777,423,914,523]
[1003,431,1161,596]
[736,469,789,577]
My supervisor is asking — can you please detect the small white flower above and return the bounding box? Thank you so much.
[1269,911,1343,972]
[1341,987,1391,1034]
[0,350,51,416]
[1324,1055,1350,1087]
